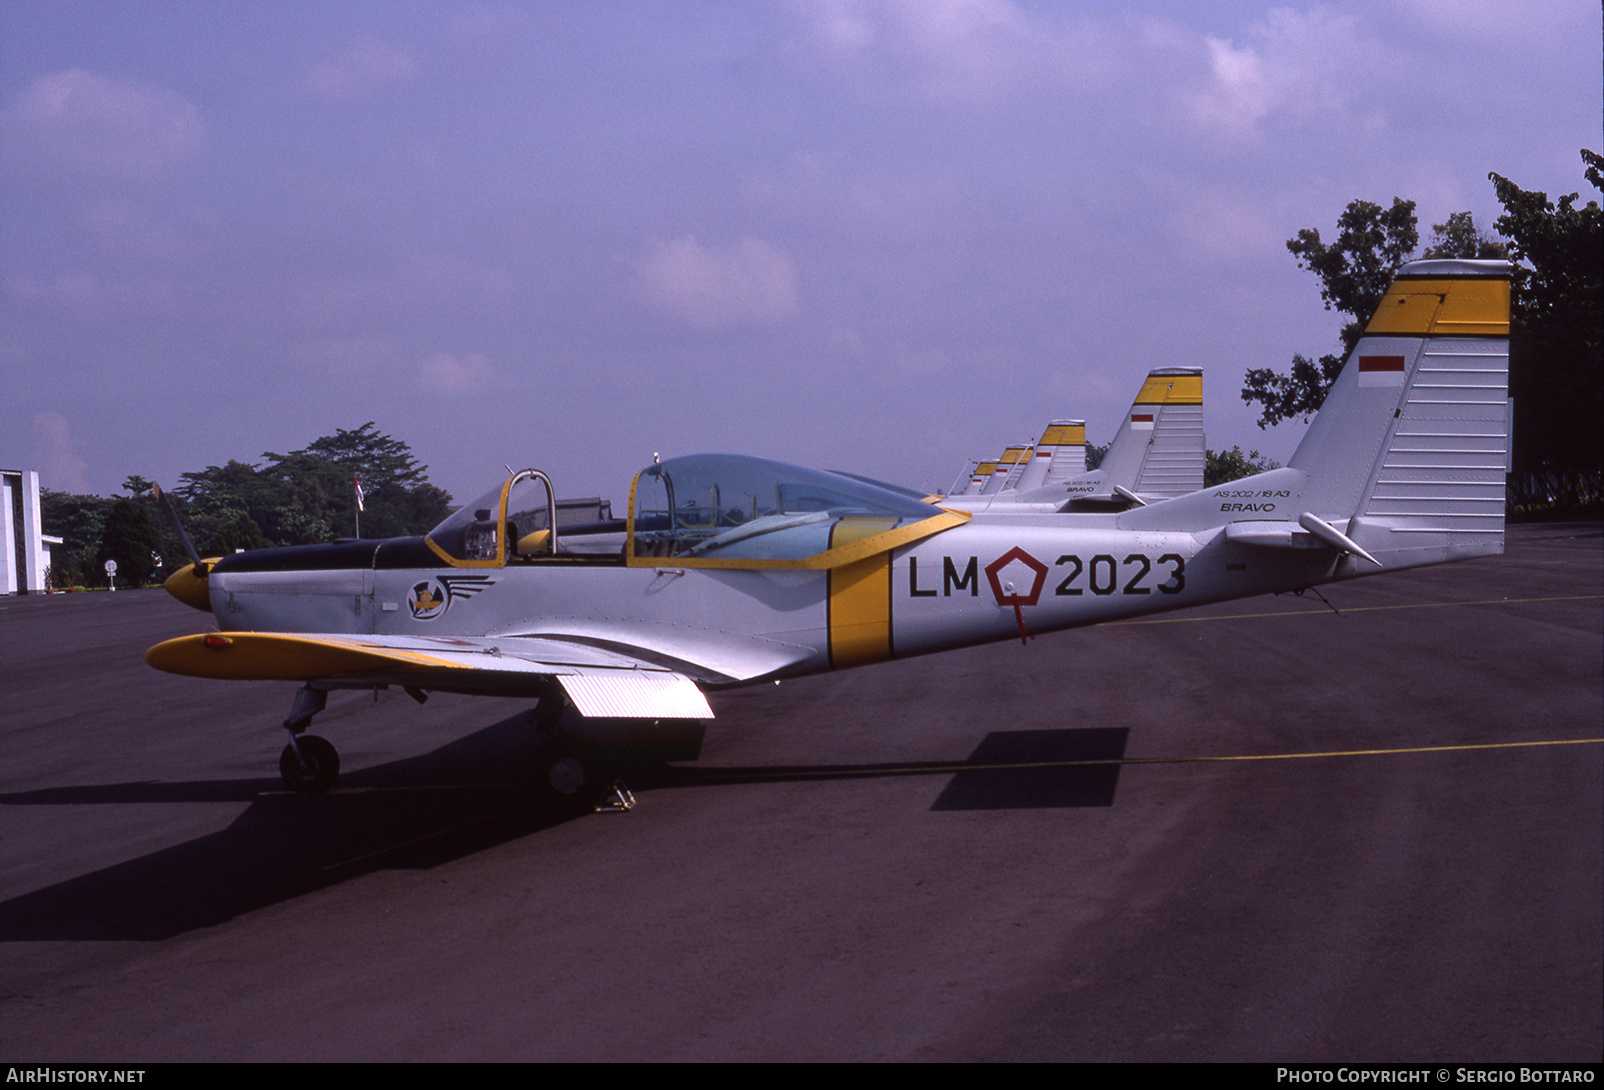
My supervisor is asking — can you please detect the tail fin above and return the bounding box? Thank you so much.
[983,441,1035,494]
[946,370,1202,509]
[1124,259,1510,570]
[956,459,998,495]
[1287,259,1511,561]
[1014,419,1088,491]
[1096,368,1205,500]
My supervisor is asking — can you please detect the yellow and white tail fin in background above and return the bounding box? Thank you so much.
[1091,367,1204,501]
[944,369,1205,510]
[982,440,1036,494]
[1011,419,1088,491]
[994,367,1204,508]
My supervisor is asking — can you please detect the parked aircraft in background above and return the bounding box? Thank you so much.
[945,367,1204,512]
[951,419,1088,496]
[149,260,1511,810]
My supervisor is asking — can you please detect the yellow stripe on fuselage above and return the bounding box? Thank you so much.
[827,517,897,669]
[1364,275,1510,337]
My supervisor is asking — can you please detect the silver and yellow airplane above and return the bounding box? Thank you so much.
[149,259,1511,808]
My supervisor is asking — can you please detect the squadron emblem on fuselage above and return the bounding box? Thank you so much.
[408,575,495,620]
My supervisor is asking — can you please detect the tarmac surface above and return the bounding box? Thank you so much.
[2,523,1600,1062]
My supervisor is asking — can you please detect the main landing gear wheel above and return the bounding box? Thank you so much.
[280,734,339,794]
[535,735,606,812]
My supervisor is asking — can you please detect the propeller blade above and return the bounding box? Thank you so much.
[153,483,206,573]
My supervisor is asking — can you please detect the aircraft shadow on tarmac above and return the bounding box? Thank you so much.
[0,714,1126,942]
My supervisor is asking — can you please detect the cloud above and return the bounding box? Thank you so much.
[305,39,417,99]
[787,0,1112,104]
[419,351,495,394]
[31,412,90,493]
[1188,7,1387,137]
[785,2,1394,138]
[638,235,800,329]
[0,69,204,179]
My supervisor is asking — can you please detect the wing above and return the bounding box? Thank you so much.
[146,632,714,718]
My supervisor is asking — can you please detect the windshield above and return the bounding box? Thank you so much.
[426,470,556,565]
[629,454,938,563]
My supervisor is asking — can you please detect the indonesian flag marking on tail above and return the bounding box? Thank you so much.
[1129,412,1155,431]
[1357,355,1407,387]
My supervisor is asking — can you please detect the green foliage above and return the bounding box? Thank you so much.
[211,512,268,554]
[1287,197,1420,356]
[1205,447,1282,487]
[173,424,453,548]
[1241,352,1345,429]
[1490,151,1603,514]
[121,475,155,498]
[1084,442,1108,471]
[176,459,283,553]
[1422,211,1507,260]
[98,499,164,587]
[41,491,114,586]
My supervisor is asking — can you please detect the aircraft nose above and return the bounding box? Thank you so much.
[163,562,214,612]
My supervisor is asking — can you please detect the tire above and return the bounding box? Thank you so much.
[535,735,604,812]
[280,734,340,794]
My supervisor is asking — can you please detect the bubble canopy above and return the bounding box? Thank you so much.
[422,455,965,570]
[627,454,963,568]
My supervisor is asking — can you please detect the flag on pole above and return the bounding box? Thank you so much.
[353,475,365,511]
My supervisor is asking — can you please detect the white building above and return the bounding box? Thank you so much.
[3,469,59,594]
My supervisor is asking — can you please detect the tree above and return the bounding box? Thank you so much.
[176,424,452,547]
[176,459,286,551]
[1489,151,1603,513]
[98,499,163,587]
[209,512,268,554]
[1243,198,1420,428]
[262,423,451,541]
[41,491,114,587]
[1205,447,1281,486]
[1421,211,1507,260]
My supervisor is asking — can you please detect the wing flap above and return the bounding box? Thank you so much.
[557,673,712,718]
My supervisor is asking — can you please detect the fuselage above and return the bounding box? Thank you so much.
[203,509,1340,687]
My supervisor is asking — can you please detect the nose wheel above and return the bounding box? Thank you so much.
[280,734,339,794]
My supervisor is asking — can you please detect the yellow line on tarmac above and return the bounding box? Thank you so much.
[1000,736,1604,772]
[1111,594,1603,626]
[262,738,1602,805]
[703,736,1603,781]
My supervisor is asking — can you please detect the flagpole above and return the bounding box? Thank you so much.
[353,475,364,538]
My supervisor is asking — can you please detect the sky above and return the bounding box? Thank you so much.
[2,0,1599,508]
